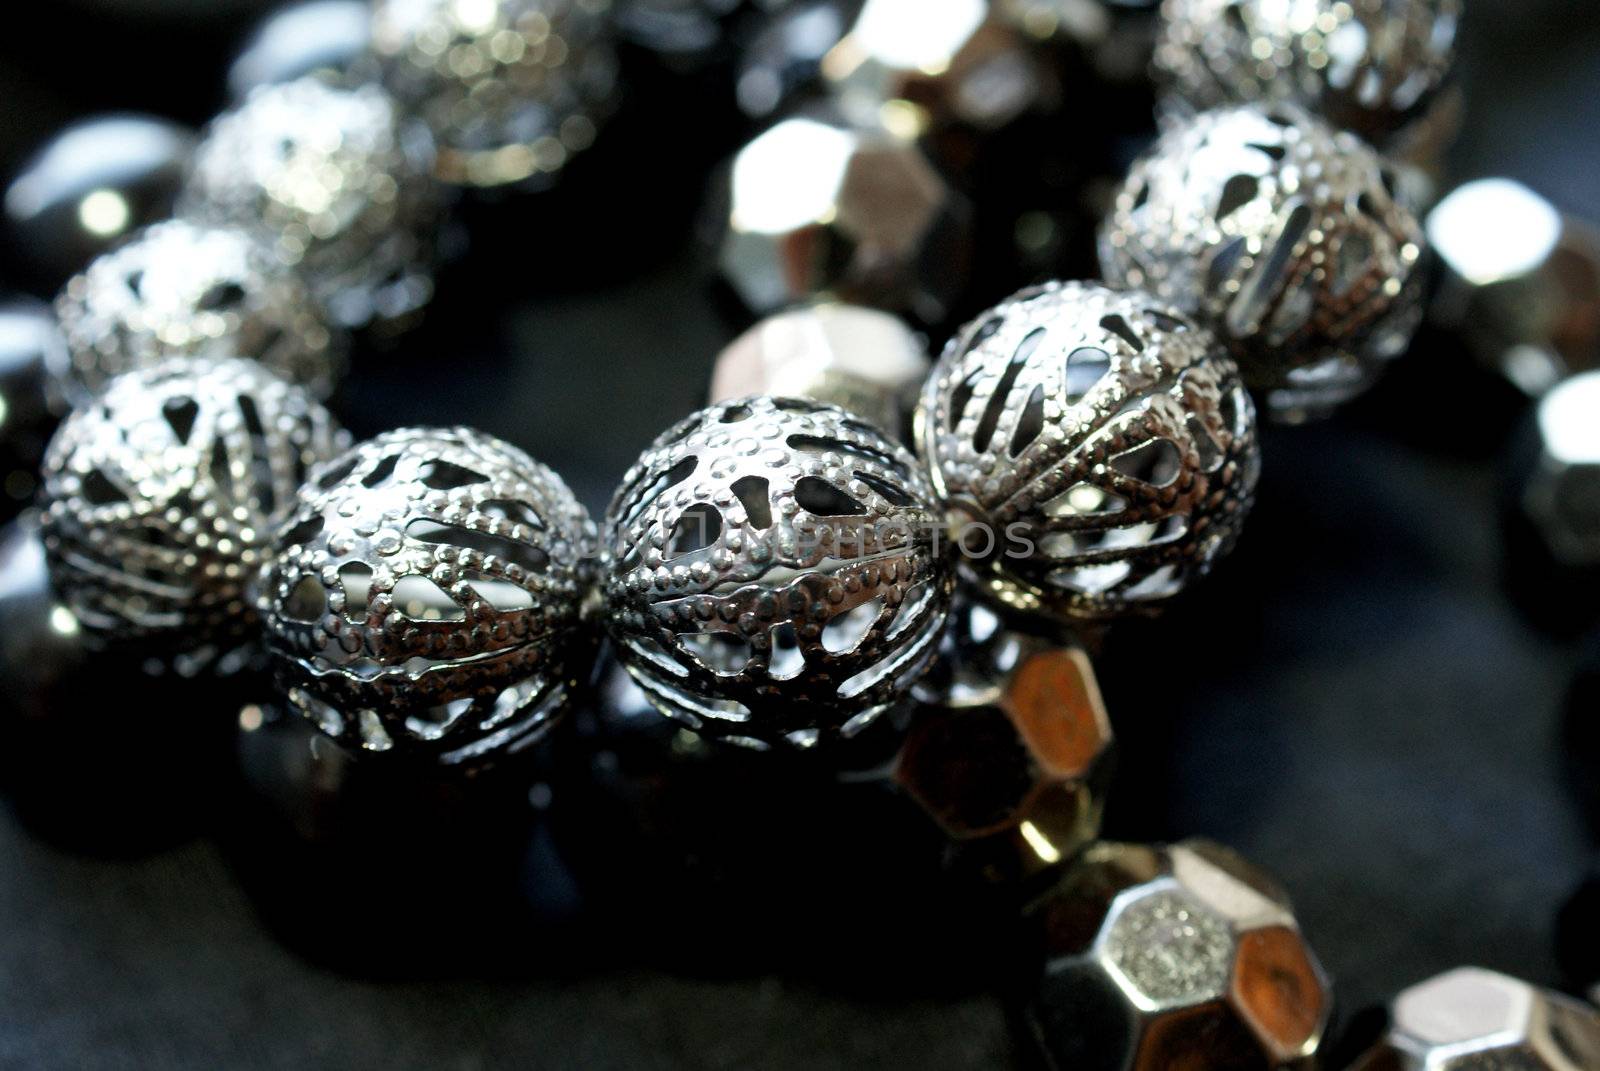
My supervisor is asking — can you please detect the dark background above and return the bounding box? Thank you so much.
[2,1,1600,1068]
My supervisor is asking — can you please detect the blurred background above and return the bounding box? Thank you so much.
[1,0,1600,1068]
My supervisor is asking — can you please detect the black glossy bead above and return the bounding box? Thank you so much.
[226,0,374,99]
[0,298,65,521]
[3,115,196,296]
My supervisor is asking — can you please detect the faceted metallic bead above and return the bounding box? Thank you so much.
[602,395,954,751]
[898,599,1112,879]
[714,114,973,325]
[1428,178,1600,396]
[52,221,344,405]
[1351,967,1600,1071]
[180,78,440,330]
[1154,0,1461,148]
[918,281,1259,622]
[1101,104,1427,422]
[1521,372,1600,569]
[227,0,376,98]
[735,0,853,120]
[709,302,931,439]
[3,114,197,295]
[38,357,349,674]
[259,427,600,767]
[370,0,620,188]
[1023,839,1331,1070]
[821,0,1055,140]
[0,299,69,517]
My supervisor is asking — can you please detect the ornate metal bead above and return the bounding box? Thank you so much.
[1154,0,1461,147]
[259,427,600,767]
[601,396,954,751]
[180,78,440,330]
[38,356,349,674]
[52,220,343,406]
[898,599,1112,881]
[918,281,1259,622]
[227,0,376,98]
[3,114,196,295]
[370,0,620,188]
[821,0,1056,140]
[714,114,973,325]
[709,302,931,440]
[1429,178,1600,395]
[1022,839,1330,1070]
[1101,104,1427,422]
[1521,371,1600,569]
[1351,967,1600,1070]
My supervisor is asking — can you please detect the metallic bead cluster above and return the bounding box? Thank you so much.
[180,77,440,330]
[1154,0,1461,146]
[370,0,620,188]
[1024,839,1330,1070]
[38,356,349,674]
[716,114,973,325]
[1353,967,1600,1070]
[52,220,343,406]
[919,282,1259,622]
[259,426,599,767]
[602,396,953,751]
[1101,104,1426,421]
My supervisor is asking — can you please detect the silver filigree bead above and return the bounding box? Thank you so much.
[601,395,954,751]
[259,427,600,767]
[180,77,440,330]
[1100,104,1426,422]
[918,281,1259,622]
[370,0,620,188]
[52,220,344,406]
[1154,0,1461,148]
[38,356,349,674]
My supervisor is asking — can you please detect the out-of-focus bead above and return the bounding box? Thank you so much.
[709,302,930,439]
[0,299,68,520]
[735,0,854,120]
[1521,372,1600,570]
[227,0,375,98]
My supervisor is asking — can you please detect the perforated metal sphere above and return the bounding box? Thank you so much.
[1100,105,1426,422]
[602,396,954,751]
[1155,0,1460,146]
[370,0,620,187]
[180,78,440,330]
[259,427,600,767]
[38,356,349,674]
[918,282,1258,622]
[52,220,343,406]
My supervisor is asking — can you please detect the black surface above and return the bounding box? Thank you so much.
[2,2,1600,1069]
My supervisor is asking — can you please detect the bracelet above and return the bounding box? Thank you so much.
[1,1,1598,1068]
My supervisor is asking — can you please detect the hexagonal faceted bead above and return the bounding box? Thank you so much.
[897,603,1112,880]
[708,302,931,438]
[1428,178,1600,395]
[1021,839,1330,1070]
[713,114,973,325]
[1351,967,1600,1071]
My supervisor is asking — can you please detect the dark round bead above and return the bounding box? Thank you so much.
[0,297,66,522]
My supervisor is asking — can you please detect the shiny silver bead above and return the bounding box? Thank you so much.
[52,220,344,406]
[180,78,440,330]
[709,302,931,438]
[227,0,376,98]
[1522,372,1600,569]
[370,0,620,188]
[1428,178,1600,395]
[1154,0,1461,148]
[38,357,349,674]
[601,396,954,751]
[714,114,973,325]
[259,427,599,767]
[1101,104,1426,422]
[918,281,1259,622]
[1023,839,1331,1070]
[1351,967,1600,1070]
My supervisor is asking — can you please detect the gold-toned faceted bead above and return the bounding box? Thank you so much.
[1022,838,1329,1070]
[1352,967,1600,1071]
[714,114,973,325]
[709,302,931,439]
